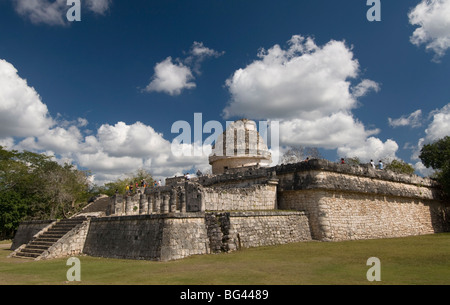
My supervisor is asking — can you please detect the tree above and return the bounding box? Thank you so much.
[0,190,30,240]
[100,168,155,196]
[419,136,450,197]
[0,146,92,239]
[385,159,415,175]
[345,157,361,166]
[281,146,321,164]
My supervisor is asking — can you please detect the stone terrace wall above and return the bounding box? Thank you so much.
[279,189,447,241]
[11,220,55,251]
[82,211,312,261]
[83,213,209,261]
[83,214,166,261]
[319,191,447,241]
[205,211,311,253]
[194,167,277,191]
[203,182,278,211]
[274,159,441,196]
[109,177,280,216]
[160,216,210,261]
[278,190,323,240]
[276,160,449,241]
[228,211,311,249]
[41,219,91,260]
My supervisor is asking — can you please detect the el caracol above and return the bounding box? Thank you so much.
[10,119,450,261]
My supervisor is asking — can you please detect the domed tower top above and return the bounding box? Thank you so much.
[209,119,272,175]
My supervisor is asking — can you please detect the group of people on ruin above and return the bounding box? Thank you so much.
[123,158,385,196]
[339,158,384,170]
[125,179,162,195]
[184,169,203,180]
[124,169,204,195]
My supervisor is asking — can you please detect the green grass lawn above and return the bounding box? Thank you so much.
[1,233,449,285]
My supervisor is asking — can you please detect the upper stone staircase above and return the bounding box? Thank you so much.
[13,217,87,260]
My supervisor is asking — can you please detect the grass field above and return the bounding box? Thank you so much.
[1,233,449,285]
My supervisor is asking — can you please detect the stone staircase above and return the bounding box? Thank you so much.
[13,217,87,260]
[76,195,110,217]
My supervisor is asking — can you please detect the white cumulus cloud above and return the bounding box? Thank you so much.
[12,0,113,26]
[337,137,399,163]
[85,0,112,15]
[0,59,54,138]
[13,0,67,26]
[224,35,364,120]
[408,103,450,176]
[388,109,423,128]
[223,35,394,162]
[145,57,196,96]
[76,121,211,184]
[185,41,225,74]
[0,58,209,185]
[424,103,450,143]
[409,0,450,60]
[145,42,224,96]
[352,79,381,98]
[278,112,377,150]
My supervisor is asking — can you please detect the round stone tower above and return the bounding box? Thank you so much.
[209,119,272,175]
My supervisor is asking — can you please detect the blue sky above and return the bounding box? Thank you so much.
[1,0,449,184]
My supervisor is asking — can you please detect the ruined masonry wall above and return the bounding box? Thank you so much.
[276,165,448,241]
[83,215,167,261]
[227,211,312,249]
[279,189,447,241]
[205,211,311,253]
[319,191,446,241]
[41,220,91,260]
[160,216,210,261]
[82,211,310,261]
[203,183,277,211]
[10,220,55,251]
[83,213,210,261]
[110,181,278,216]
[12,159,449,262]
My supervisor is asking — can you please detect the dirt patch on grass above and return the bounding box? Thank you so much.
[0,243,12,253]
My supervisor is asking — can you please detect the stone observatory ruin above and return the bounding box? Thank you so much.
[209,119,272,175]
[10,119,450,261]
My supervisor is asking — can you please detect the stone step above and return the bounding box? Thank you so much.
[14,252,40,259]
[53,222,84,228]
[39,233,66,239]
[50,224,83,231]
[13,217,88,260]
[28,242,54,249]
[33,237,61,243]
[20,248,44,255]
[45,230,71,235]
[25,244,51,251]
[29,240,54,245]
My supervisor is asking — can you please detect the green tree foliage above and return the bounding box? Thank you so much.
[0,146,92,239]
[0,190,30,240]
[98,168,154,196]
[345,157,361,166]
[419,136,450,197]
[281,146,321,164]
[385,159,415,175]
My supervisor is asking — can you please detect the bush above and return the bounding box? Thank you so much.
[385,159,415,175]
